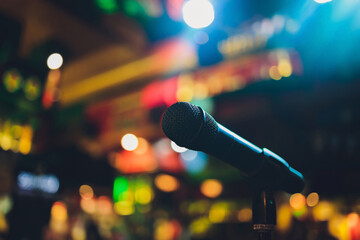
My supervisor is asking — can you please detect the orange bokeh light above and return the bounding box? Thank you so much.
[200,179,223,198]
[289,193,306,210]
[154,174,179,192]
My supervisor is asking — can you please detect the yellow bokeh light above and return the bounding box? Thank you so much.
[114,201,134,216]
[121,133,139,151]
[289,193,306,210]
[176,86,194,102]
[71,225,86,240]
[237,208,252,222]
[306,192,319,207]
[0,213,8,233]
[154,174,179,192]
[1,134,11,151]
[19,126,33,155]
[269,66,282,80]
[189,217,211,235]
[51,201,68,222]
[313,201,335,221]
[79,185,94,200]
[208,203,228,223]
[47,53,63,70]
[135,186,153,205]
[194,82,209,99]
[11,139,19,153]
[200,179,223,198]
[277,204,292,231]
[328,214,349,239]
[177,74,194,102]
[278,60,292,77]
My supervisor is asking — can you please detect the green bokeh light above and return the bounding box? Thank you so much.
[95,0,119,14]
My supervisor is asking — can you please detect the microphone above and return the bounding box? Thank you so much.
[161,102,304,193]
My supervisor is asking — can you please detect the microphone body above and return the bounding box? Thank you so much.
[161,102,304,194]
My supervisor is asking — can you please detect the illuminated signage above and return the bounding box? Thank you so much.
[17,172,60,194]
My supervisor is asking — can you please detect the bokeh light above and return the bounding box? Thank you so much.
[71,225,86,240]
[121,133,139,151]
[208,202,229,223]
[113,176,129,202]
[328,214,348,239]
[180,149,197,162]
[154,174,180,192]
[24,77,41,100]
[171,141,187,153]
[135,185,153,205]
[182,0,215,29]
[134,137,149,155]
[278,59,293,77]
[189,217,211,236]
[0,196,12,215]
[289,193,306,210]
[19,125,33,155]
[114,201,134,215]
[314,0,332,3]
[306,192,319,207]
[80,198,96,214]
[237,208,252,222]
[154,219,182,240]
[79,185,94,200]
[194,31,209,45]
[269,66,282,80]
[347,212,359,227]
[200,179,223,198]
[95,0,119,13]
[47,53,63,70]
[3,69,22,93]
[277,204,292,231]
[96,196,112,215]
[313,201,335,221]
[293,206,308,219]
[0,213,8,233]
[51,201,68,222]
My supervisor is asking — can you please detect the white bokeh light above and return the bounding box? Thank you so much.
[47,53,63,70]
[182,0,215,29]
[121,133,139,151]
[314,0,332,3]
[171,141,188,153]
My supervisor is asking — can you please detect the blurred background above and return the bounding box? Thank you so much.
[0,0,360,239]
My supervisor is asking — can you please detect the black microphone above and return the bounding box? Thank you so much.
[161,102,304,194]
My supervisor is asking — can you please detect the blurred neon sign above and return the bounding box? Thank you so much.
[17,171,60,194]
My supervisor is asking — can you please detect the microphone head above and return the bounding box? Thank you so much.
[161,102,218,149]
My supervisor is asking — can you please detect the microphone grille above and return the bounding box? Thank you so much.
[161,102,218,149]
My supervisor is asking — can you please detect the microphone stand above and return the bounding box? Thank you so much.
[252,190,276,240]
